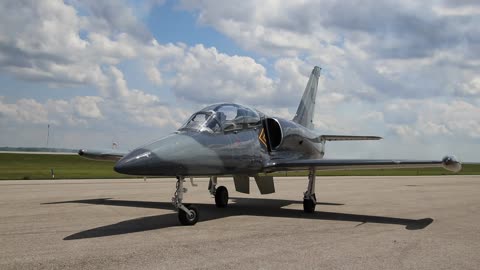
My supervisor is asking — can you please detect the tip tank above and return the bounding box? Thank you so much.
[442,156,462,173]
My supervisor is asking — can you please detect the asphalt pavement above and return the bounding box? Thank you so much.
[0,176,479,269]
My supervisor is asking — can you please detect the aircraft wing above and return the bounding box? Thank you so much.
[265,156,462,173]
[78,149,128,161]
[317,135,382,141]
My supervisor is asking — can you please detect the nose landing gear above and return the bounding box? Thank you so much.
[172,176,199,225]
[178,204,199,225]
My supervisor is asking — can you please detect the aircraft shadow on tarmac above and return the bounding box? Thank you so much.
[43,198,433,240]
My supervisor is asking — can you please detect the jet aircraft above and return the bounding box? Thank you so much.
[79,66,462,226]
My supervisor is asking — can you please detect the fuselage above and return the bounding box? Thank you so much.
[114,105,324,177]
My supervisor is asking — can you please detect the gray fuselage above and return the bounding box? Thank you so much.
[113,115,324,177]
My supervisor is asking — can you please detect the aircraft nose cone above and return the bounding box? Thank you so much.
[114,148,152,175]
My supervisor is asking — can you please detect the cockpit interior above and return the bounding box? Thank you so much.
[179,103,264,133]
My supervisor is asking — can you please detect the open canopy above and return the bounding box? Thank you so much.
[179,103,263,133]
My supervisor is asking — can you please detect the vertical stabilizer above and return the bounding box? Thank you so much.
[293,66,321,129]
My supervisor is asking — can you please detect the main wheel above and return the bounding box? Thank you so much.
[178,204,199,225]
[303,199,316,213]
[215,186,229,208]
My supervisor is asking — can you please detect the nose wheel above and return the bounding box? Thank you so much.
[172,176,199,226]
[178,204,199,225]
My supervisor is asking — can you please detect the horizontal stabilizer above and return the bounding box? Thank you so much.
[314,135,382,142]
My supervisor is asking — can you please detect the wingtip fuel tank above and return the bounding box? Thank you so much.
[442,155,462,173]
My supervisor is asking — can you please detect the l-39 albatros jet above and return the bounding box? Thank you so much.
[79,66,462,226]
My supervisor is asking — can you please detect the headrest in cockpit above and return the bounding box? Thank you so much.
[216,111,226,122]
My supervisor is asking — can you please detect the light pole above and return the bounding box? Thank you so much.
[46,124,50,147]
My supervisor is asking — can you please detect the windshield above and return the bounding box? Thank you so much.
[179,111,221,133]
[179,103,262,133]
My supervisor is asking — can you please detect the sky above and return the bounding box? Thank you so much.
[0,0,479,161]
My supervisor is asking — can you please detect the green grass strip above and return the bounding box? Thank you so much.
[0,153,478,180]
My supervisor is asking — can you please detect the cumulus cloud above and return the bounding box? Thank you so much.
[72,96,103,119]
[0,97,49,124]
[0,0,170,89]
[180,0,480,101]
[457,77,480,96]
[103,66,183,128]
[0,95,101,126]
[72,0,152,41]
[181,0,479,60]
[169,44,275,105]
[0,0,188,131]
[387,99,480,139]
[0,0,478,160]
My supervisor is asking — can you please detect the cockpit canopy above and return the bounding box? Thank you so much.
[179,103,263,133]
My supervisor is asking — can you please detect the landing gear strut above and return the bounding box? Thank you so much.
[172,176,199,225]
[303,168,317,213]
[208,176,217,196]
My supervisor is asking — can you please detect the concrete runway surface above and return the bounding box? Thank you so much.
[1,176,479,270]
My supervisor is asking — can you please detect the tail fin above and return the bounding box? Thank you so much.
[293,66,321,129]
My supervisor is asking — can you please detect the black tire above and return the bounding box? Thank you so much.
[303,199,316,213]
[215,186,229,208]
[178,204,199,226]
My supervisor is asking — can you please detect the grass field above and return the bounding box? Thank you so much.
[0,153,478,180]
[0,153,124,180]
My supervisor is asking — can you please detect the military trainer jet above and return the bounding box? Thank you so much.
[79,66,462,225]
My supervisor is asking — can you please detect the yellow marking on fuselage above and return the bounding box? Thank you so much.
[259,128,267,147]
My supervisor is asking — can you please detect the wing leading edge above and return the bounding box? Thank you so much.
[318,135,383,141]
[265,156,462,173]
[311,135,382,142]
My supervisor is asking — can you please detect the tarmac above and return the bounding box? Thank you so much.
[0,175,479,270]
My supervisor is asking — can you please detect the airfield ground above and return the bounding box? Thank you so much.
[1,153,479,180]
[0,176,479,269]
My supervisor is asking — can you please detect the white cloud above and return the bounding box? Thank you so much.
[0,0,168,89]
[180,0,480,102]
[0,95,104,127]
[457,77,480,96]
[0,0,478,160]
[169,44,275,105]
[0,97,48,124]
[145,62,163,86]
[72,96,103,119]
[386,99,480,139]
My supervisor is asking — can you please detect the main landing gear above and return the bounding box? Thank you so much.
[303,168,317,213]
[173,176,230,225]
[172,176,199,225]
[208,176,229,208]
